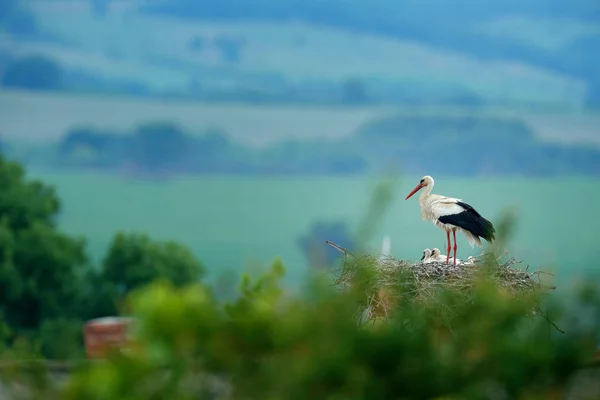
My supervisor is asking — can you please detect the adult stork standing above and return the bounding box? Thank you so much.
[405,175,496,266]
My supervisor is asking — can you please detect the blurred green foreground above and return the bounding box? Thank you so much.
[1,155,600,400]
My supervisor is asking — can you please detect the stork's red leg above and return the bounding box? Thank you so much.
[445,230,451,265]
[452,229,458,266]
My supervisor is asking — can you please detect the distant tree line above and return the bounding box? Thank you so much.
[2,50,593,108]
[0,54,496,107]
[47,121,367,176]
[8,115,600,178]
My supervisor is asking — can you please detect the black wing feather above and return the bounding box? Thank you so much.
[437,201,496,242]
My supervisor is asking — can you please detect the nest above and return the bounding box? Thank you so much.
[326,241,558,330]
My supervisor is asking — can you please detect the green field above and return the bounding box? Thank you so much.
[28,169,600,290]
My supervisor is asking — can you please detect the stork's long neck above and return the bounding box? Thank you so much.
[418,183,434,219]
[418,184,433,205]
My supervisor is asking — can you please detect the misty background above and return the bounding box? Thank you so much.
[0,0,599,287]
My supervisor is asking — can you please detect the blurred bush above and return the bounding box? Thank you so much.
[59,256,600,399]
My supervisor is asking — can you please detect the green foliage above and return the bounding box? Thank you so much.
[0,155,87,336]
[0,157,61,230]
[58,258,600,399]
[78,269,122,321]
[71,229,207,350]
[80,232,207,318]
[38,318,85,360]
[101,232,205,294]
[5,221,88,329]
[0,155,207,360]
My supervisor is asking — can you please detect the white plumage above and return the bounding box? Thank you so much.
[405,175,496,266]
[420,248,433,263]
[430,248,459,263]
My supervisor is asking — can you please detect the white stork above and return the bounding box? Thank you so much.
[405,175,496,266]
[431,248,476,265]
[430,248,459,263]
[420,248,432,263]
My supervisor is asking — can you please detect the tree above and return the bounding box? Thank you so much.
[0,155,88,333]
[0,155,209,359]
[77,268,122,321]
[130,121,191,173]
[0,157,61,230]
[1,55,62,91]
[100,232,205,297]
[58,127,124,168]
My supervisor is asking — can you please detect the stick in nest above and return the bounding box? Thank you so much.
[325,240,348,256]
[325,240,561,333]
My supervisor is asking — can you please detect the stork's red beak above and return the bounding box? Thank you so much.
[404,183,423,200]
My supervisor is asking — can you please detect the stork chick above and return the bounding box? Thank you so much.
[420,248,433,263]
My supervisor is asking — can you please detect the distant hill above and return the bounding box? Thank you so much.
[0,0,597,107]
[141,0,600,105]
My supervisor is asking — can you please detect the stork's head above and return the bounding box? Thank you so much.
[405,175,434,200]
[421,248,432,261]
[431,248,441,258]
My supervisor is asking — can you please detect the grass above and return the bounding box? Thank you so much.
[10,0,589,104]
[21,170,600,292]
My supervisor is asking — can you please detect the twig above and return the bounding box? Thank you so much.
[537,271,556,277]
[496,249,508,262]
[537,310,566,334]
[325,240,348,255]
